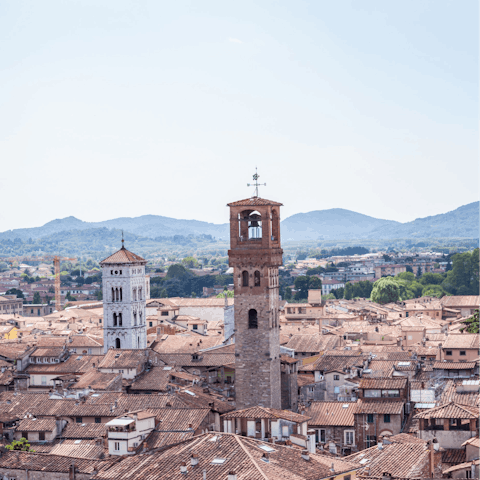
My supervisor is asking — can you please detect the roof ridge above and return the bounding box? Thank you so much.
[234,434,269,480]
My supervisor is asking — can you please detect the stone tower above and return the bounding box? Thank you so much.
[227,196,283,409]
[100,244,148,353]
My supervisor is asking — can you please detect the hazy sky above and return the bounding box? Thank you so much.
[1,0,478,231]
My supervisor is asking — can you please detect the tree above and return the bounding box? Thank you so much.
[442,249,479,295]
[95,290,103,301]
[33,292,41,304]
[344,282,354,300]
[383,254,392,262]
[182,256,199,269]
[284,287,292,301]
[371,277,400,304]
[65,291,77,302]
[416,267,422,277]
[405,265,413,274]
[396,272,416,283]
[6,437,34,452]
[216,290,234,298]
[419,273,444,286]
[421,285,445,298]
[191,292,197,298]
[293,276,322,301]
[332,287,344,299]
[462,309,479,334]
[5,288,24,299]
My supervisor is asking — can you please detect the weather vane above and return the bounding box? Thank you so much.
[121,230,124,248]
[247,167,266,197]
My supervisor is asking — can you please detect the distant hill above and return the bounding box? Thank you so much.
[281,208,400,241]
[0,202,477,248]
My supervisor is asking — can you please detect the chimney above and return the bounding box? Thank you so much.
[377,441,383,450]
[301,449,310,461]
[330,463,335,473]
[227,472,237,480]
[382,473,392,480]
[180,462,188,474]
[190,454,199,466]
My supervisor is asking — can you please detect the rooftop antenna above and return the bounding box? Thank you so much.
[247,167,266,198]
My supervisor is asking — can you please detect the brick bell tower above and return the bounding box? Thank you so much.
[227,193,283,409]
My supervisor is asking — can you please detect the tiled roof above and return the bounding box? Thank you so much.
[98,349,148,369]
[388,433,426,444]
[30,347,65,357]
[345,441,437,479]
[433,361,476,369]
[151,407,210,431]
[222,406,310,423]
[297,374,316,387]
[37,336,67,347]
[285,334,338,354]
[300,354,365,373]
[174,386,235,414]
[69,335,104,347]
[48,439,106,459]
[359,377,407,389]
[26,354,100,375]
[355,401,405,415]
[442,449,466,465]
[147,430,194,450]
[61,422,107,439]
[414,402,479,420]
[91,432,359,480]
[130,366,171,391]
[441,380,480,407]
[227,196,283,207]
[442,296,480,307]
[153,335,224,354]
[307,401,355,427]
[15,417,56,432]
[156,352,235,368]
[443,333,480,349]
[0,451,108,474]
[443,459,480,475]
[100,247,146,265]
[167,297,234,307]
[72,369,121,390]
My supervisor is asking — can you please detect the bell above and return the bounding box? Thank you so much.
[250,220,260,228]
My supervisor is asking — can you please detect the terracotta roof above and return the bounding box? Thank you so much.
[442,449,466,465]
[153,335,224,354]
[61,422,107,439]
[48,439,106,459]
[69,335,104,348]
[100,247,146,265]
[147,430,194,449]
[72,369,121,390]
[443,459,480,474]
[442,296,480,307]
[157,352,235,368]
[355,401,405,415]
[359,377,407,389]
[433,361,476,369]
[441,380,480,407]
[15,417,56,432]
[297,374,316,387]
[280,354,300,364]
[463,436,480,448]
[31,347,65,357]
[443,333,480,349]
[130,366,171,391]
[90,432,359,480]
[227,196,283,207]
[414,402,479,419]
[174,386,235,414]
[151,407,210,431]
[285,334,339,354]
[307,401,355,427]
[388,433,426,444]
[98,349,149,369]
[345,441,438,479]
[0,451,108,474]
[26,354,100,375]
[301,354,365,373]
[222,406,310,423]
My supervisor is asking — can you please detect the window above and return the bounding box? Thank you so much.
[333,375,340,381]
[316,429,326,443]
[114,442,120,451]
[382,390,400,398]
[367,414,374,423]
[344,475,351,480]
[161,311,168,316]
[384,414,391,423]
[364,390,381,398]
[344,431,354,445]
[466,470,472,479]
[113,313,117,326]
[118,313,122,326]
[39,432,45,441]
[115,338,121,349]
[334,386,340,394]
[192,324,198,330]
[460,351,466,356]
[95,417,101,424]
[242,271,249,287]
[76,417,82,423]
[41,376,47,386]
[446,350,452,356]
[248,309,258,329]
[254,271,261,287]
[21,432,28,440]
[366,435,376,448]
[149,322,153,327]
[88,348,92,355]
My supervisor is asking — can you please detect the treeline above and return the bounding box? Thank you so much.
[150,264,233,298]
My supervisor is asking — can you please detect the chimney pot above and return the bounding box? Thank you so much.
[190,454,199,466]
[301,449,310,461]
[180,462,188,474]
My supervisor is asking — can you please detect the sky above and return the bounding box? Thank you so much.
[0,0,478,231]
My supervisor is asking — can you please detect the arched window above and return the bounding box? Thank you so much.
[118,313,122,326]
[248,211,262,239]
[248,309,258,329]
[139,287,142,300]
[133,312,137,325]
[139,311,142,324]
[242,271,249,287]
[111,287,115,302]
[133,288,137,301]
[115,338,121,349]
[119,288,122,301]
[254,271,261,287]
[113,313,117,326]
[115,288,119,302]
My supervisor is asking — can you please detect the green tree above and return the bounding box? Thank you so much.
[371,277,400,304]
[293,276,309,300]
[95,290,103,301]
[462,309,479,333]
[65,291,77,302]
[33,292,41,304]
[344,282,354,300]
[284,287,292,301]
[191,292,197,298]
[421,285,445,298]
[332,287,344,299]
[216,290,234,298]
[396,272,416,282]
[383,254,392,262]
[5,288,24,299]
[182,256,199,269]
[416,267,422,277]
[6,437,34,452]
[405,265,413,273]
[442,249,479,295]
[419,272,444,286]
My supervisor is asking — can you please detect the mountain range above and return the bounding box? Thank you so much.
[0,201,478,243]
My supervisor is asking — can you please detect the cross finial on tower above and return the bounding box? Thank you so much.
[247,167,266,198]
[121,230,125,249]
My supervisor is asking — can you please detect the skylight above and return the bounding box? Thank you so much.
[342,404,349,408]
[359,459,369,465]
[211,458,226,465]
[209,436,218,442]
[184,390,195,396]
[163,366,173,370]
[74,440,82,444]
[259,445,276,453]
[398,362,411,367]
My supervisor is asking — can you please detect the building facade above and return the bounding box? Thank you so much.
[228,196,283,409]
[100,245,148,352]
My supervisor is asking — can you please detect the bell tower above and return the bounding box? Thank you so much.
[227,195,283,409]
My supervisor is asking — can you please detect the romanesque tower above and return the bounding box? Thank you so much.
[227,196,283,409]
[100,242,148,353]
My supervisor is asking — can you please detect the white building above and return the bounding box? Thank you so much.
[100,243,148,353]
[106,411,156,455]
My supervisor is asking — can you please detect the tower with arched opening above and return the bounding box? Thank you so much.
[100,243,148,353]
[227,196,283,409]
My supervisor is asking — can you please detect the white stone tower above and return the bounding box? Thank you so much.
[100,242,148,353]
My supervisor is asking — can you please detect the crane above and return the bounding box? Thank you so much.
[2,255,77,310]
